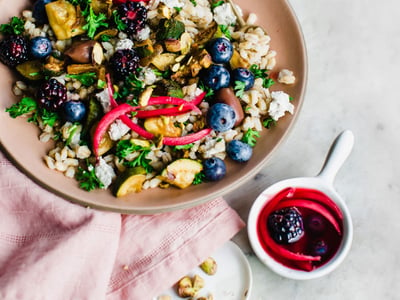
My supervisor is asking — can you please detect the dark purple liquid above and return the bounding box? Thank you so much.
[257,188,343,271]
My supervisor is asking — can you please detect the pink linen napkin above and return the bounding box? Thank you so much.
[0,151,245,300]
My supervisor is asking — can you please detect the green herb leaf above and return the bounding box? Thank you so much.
[114,71,144,105]
[198,81,214,99]
[99,34,111,42]
[116,139,141,159]
[76,165,104,191]
[0,16,25,35]
[40,108,59,127]
[242,128,260,147]
[65,124,79,146]
[174,7,182,12]
[218,25,231,40]
[5,97,37,118]
[173,143,194,150]
[66,72,97,87]
[263,78,275,88]
[211,0,224,9]
[5,97,59,127]
[193,171,205,185]
[123,150,153,173]
[234,80,246,98]
[97,79,106,89]
[190,0,197,6]
[249,64,275,89]
[263,116,276,129]
[116,140,153,173]
[113,10,127,32]
[82,7,108,39]
[67,0,88,6]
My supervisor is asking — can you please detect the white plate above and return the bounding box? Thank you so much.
[154,241,252,300]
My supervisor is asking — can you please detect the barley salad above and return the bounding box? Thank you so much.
[1,0,296,197]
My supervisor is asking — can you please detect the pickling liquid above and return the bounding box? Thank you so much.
[257,187,343,271]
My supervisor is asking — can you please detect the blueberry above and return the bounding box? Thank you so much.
[33,0,55,25]
[310,239,328,256]
[207,103,236,132]
[226,140,252,162]
[30,37,52,59]
[231,68,255,90]
[202,65,230,90]
[207,38,233,64]
[62,101,86,122]
[307,214,326,235]
[203,157,226,181]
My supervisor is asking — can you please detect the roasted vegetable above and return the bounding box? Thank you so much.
[159,159,203,189]
[157,18,185,40]
[43,55,65,76]
[144,116,182,137]
[16,60,43,81]
[150,53,177,71]
[45,0,85,40]
[113,167,147,197]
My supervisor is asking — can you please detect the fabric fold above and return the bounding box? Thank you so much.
[0,151,244,300]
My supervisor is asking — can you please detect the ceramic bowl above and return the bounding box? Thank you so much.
[0,0,306,214]
[248,131,354,279]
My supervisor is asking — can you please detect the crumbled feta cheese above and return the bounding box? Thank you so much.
[213,3,237,25]
[161,0,184,8]
[96,89,111,113]
[108,119,130,141]
[138,67,158,85]
[133,26,151,41]
[115,38,134,50]
[95,157,116,189]
[278,69,296,85]
[268,91,294,121]
[52,75,66,85]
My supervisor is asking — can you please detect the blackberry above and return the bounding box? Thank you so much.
[0,35,29,67]
[37,79,67,111]
[110,48,140,80]
[116,1,147,35]
[268,207,304,244]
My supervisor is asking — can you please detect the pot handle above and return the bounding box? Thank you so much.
[317,130,354,185]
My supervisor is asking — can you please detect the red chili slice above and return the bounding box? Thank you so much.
[259,223,321,262]
[147,94,203,106]
[275,199,342,235]
[102,74,210,147]
[257,188,321,262]
[106,73,155,139]
[93,103,138,157]
[291,188,344,221]
[189,92,206,106]
[106,73,119,108]
[135,104,200,118]
[162,128,212,146]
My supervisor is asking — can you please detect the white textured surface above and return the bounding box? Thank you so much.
[225,0,400,299]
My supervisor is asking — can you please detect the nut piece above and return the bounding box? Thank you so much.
[192,275,204,290]
[199,257,217,275]
[177,276,195,298]
[65,40,103,64]
[176,275,204,298]
[92,42,104,65]
[196,295,214,300]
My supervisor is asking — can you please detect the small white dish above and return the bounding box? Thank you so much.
[154,241,252,299]
[248,130,354,280]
